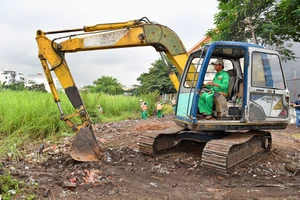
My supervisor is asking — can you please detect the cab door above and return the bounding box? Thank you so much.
[246,48,290,121]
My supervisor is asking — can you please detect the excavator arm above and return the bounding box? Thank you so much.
[35,17,191,161]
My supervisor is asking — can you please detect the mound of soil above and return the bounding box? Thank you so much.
[2,115,300,199]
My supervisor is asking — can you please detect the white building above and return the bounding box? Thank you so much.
[24,73,61,92]
[0,69,62,92]
[0,70,25,85]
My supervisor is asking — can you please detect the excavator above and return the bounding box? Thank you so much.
[36,17,290,174]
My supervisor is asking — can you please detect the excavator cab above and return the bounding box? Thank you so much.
[174,41,290,130]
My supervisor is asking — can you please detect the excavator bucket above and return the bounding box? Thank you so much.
[70,126,103,162]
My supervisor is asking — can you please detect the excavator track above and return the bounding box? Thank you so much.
[138,125,186,156]
[138,125,225,156]
[139,126,272,175]
[201,131,272,175]
[138,132,159,156]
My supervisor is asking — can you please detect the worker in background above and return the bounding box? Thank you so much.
[140,99,144,108]
[98,105,103,114]
[198,59,230,120]
[294,94,300,128]
[171,97,176,112]
[156,101,163,118]
[139,99,144,118]
[142,102,148,119]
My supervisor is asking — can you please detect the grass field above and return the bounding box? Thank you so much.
[0,90,174,157]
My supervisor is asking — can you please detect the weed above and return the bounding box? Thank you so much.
[0,173,36,199]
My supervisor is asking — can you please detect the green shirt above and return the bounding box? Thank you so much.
[206,70,230,93]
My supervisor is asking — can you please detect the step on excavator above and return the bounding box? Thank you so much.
[36,17,290,174]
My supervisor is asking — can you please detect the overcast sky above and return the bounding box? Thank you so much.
[0,0,220,88]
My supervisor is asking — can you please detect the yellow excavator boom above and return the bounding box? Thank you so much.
[35,17,194,161]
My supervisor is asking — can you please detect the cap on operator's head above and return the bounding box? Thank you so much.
[211,59,224,66]
[140,99,143,102]
[98,105,100,107]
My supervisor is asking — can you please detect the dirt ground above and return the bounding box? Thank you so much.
[2,115,300,199]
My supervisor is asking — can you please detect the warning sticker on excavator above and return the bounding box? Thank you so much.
[273,99,283,110]
[84,29,128,47]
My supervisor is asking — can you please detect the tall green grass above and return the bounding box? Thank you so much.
[80,91,161,122]
[0,91,67,156]
[0,90,173,157]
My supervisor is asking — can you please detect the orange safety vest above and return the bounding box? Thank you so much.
[142,104,148,111]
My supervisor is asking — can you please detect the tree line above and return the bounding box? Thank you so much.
[0,57,176,96]
[83,58,177,96]
[0,82,47,92]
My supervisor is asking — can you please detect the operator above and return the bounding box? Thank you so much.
[294,94,300,128]
[198,59,230,120]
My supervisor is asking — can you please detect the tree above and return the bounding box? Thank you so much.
[136,58,177,95]
[207,0,298,62]
[87,76,124,95]
[273,0,300,42]
[207,0,274,41]
[26,83,47,92]
[125,84,141,96]
[0,82,25,91]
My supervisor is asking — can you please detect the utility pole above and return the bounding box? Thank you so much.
[292,68,296,98]
[292,68,296,79]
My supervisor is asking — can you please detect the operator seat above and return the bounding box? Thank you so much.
[225,69,236,100]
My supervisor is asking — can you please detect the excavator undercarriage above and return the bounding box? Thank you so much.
[138,126,272,174]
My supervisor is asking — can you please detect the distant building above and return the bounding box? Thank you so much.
[0,69,61,92]
[0,70,25,85]
[25,73,61,92]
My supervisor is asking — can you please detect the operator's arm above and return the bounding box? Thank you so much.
[203,83,209,88]
[294,101,300,107]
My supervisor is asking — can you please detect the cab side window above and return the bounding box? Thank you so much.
[251,52,285,89]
